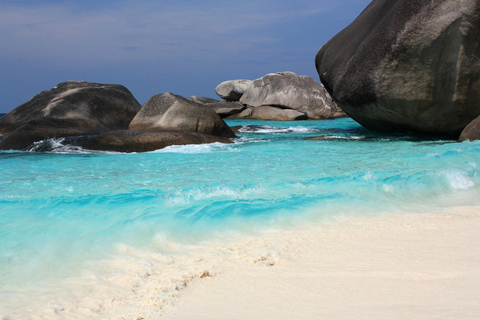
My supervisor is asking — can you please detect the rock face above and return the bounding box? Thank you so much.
[188,96,219,104]
[0,81,142,150]
[459,115,480,141]
[227,106,307,121]
[215,80,252,101]
[129,92,236,138]
[76,130,233,153]
[315,0,480,137]
[251,106,308,121]
[239,72,342,119]
[189,96,246,118]
[202,101,246,118]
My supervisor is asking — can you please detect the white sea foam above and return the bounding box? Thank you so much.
[313,135,366,140]
[152,142,233,154]
[363,171,373,181]
[28,138,67,152]
[28,138,236,155]
[238,125,316,134]
[165,184,264,206]
[444,170,476,190]
[27,138,120,155]
[382,184,397,194]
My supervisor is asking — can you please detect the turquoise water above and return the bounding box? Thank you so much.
[1,118,480,306]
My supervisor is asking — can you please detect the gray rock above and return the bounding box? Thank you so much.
[75,129,233,153]
[215,80,252,101]
[459,115,480,141]
[129,92,236,138]
[0,81,141,150]
[227,106,307,121]
[188,96,219,104]
[226,107,253,119]
[188,96,246,117]
[250,106,307,121]
[330,109,348,118]
[315,0,480,137]
[203,101,246,118]
[239,72,342,119]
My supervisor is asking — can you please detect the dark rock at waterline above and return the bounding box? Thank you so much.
[0,119,109,151]
[74,129,233,153]
[459,115,480,142]
[315,0,480,137]
[229,126,243,133]
[239,72,343,119]
[129,92,236,138]
[215,80,252,101]
[0,81,142,150]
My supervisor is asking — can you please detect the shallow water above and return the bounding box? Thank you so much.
[1,118,480,318]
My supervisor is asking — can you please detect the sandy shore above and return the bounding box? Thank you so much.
[165,207,480,320]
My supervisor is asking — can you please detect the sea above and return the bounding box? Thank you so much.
[1,117,480,319]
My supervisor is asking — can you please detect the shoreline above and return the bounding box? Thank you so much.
[166,207,480,320]
[2,206,480,319]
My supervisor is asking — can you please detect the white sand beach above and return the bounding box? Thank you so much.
[166,207,480,320]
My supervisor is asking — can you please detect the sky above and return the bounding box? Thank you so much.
[0,0,371,113]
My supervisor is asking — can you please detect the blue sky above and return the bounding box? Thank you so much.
[0,0,371,113]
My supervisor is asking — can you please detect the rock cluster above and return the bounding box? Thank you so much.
[0,74,347,152]
[0,82,235,152]
[215,72,346,120]
[315,0,480,138]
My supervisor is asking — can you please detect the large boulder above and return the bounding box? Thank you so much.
[215,80,252,101]
[315,0,480,137]
[73,130,233,153]
[239,72,342,119]
[0,81,142,150]
[459,115,480,141]
[129,92,236,138]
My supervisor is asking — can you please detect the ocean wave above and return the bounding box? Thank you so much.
[306,135,366,140]
[151,142,235,154]
[164,184,264,206]
[443,170,477,190]
[237,124,317,134]
[25,138,238,155]
[27,138,119,154]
